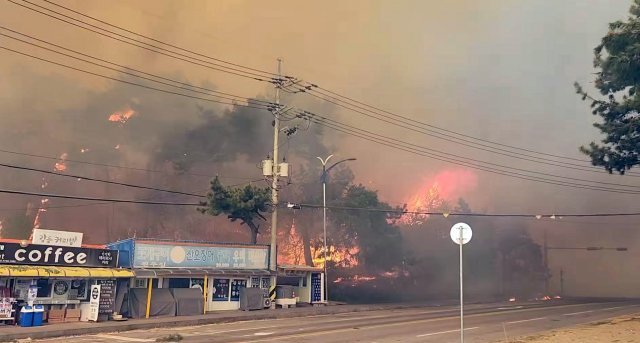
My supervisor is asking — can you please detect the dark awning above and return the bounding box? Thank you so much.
[133,268,273,278]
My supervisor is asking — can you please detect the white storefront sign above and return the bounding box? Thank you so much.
[32,229,83,247]
[88,285,100,322]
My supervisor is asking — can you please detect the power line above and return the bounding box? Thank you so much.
[17,0,626,176]
[0,148,256,181]
[0,189,201,205]
[0,26,275,106]
[0,46,271,110]
[6,35,634,195]
[7,0,274,82]
[299,87,640,177]
[298,110,640,193]
[299,82,599,165]
[0,178,264,212]
[297,112,640,195]
[0,30,273,108]
[0,162,206,198]
[41,0,281,78]
[290,202,640,218]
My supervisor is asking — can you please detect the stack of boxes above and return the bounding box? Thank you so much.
[47,308,65,324]
[65,308,81,322]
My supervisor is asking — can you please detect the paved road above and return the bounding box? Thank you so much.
[37,301,640,343]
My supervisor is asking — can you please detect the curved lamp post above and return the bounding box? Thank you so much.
[317,155,356,304]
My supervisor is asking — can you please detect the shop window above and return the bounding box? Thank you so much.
[167,278,190,288]
[278,276,302,286]
[36,279,51,298]
[260,277,271,289]
[13,280,32,300]
[134,278,148,288]
[212,279,229,301]
[70,279,88,300]
[190,278,204,293]
[230,279,247,301]
[251,277,260,288]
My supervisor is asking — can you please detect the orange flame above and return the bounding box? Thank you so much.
[400,169,478,225]
[53,153,68,172]
[108,107,136,124]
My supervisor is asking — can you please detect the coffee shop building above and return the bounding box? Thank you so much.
[0,236,133,323]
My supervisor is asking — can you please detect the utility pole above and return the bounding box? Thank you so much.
[269,58,282,272]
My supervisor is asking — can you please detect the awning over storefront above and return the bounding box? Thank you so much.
[133,268,272,278]
[0,265,134,277]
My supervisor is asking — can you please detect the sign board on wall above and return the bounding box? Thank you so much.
[0,243,118,267]
[32,229,83,247]
[97,280,115,315]
[133,243,269,269]
[88,285,100,322]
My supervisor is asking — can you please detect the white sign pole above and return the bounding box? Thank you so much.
[459,226,464,343]
[450,222,472,343]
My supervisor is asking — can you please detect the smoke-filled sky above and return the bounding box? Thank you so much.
[0,1,638,235]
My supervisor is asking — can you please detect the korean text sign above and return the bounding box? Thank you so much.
[133,243,268,269]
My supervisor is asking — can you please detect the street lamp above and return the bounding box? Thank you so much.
[317,154,356,304]
[544,245,628,295]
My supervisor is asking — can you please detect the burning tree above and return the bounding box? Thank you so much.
[331,185,405,271]
[198,176,271,244]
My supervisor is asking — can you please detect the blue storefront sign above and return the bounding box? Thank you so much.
[132,242,269,269]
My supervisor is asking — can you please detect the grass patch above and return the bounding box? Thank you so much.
[155,333,183,342]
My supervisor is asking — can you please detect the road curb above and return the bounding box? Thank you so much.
[0,300,574,341]
[0,302,440,341]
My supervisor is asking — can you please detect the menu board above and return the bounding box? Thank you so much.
[97,280,116,314]
[0,298,13,318]
[230,279,247,301]
[311,273,322,302]
[212,279,229,301]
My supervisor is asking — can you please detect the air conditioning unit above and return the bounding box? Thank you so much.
[239,287,264,311]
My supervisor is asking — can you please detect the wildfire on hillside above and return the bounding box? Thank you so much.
[399,169,478,226]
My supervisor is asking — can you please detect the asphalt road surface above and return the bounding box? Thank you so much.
[38,301,640,343]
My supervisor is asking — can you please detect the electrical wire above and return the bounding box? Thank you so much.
[299,110,640,190]
[8,0,273,82]
[15,0,626,176]
[41,0,282,78]
[297,111,640,194]
[0,189,201,205]
[299,88,639,177]
[289,202,640,218]
[0,30,274,107]
[0,162,206,198]
[0,26,275,106]
[302,82,599,165]
[0,46,271,111]
[0,148,257,181]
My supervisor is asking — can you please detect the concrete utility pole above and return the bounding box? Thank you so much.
[269,58,282,272]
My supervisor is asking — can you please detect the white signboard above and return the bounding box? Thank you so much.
[88,285,100,322]
[32,229,83,247]
[450,222,473,245]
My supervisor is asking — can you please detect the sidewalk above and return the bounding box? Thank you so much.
[0,302,452,341]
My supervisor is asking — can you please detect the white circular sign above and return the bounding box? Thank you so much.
[450,222,472,245]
